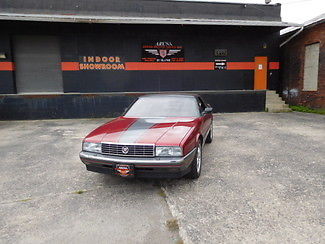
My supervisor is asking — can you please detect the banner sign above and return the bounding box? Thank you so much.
[142,42,185,62]
[214,59,227,70]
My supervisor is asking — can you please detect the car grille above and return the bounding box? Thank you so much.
[101,143,155,157]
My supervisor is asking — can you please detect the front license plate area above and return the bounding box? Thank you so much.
[115,164,134,178]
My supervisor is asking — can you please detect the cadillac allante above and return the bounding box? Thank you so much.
[79,94,213,179]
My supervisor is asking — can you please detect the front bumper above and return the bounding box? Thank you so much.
[79,148,196,178]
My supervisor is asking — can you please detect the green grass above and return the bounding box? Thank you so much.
[290,105,325,115]
[19,198,32,202]
[157,189,167,198]
[166,218,179,231]
[72,190,87,194]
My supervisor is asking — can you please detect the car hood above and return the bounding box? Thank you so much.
[86,116,197,146]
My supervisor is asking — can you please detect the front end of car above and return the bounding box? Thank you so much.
[79,141,196,178]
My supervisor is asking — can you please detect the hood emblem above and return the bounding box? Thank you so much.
[122,146,129,154]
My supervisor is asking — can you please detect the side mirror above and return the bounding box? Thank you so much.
[202,107,213,115]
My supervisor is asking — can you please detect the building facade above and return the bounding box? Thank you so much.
[0,0,294,119]
[281,15,325,108]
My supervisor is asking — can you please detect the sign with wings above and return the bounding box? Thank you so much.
[142,42,184,62]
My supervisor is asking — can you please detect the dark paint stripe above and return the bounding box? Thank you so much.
[118,119,157,143]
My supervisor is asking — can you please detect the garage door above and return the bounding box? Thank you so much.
[13,35,63,93]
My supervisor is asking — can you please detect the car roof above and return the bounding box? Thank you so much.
[139,93,199,99]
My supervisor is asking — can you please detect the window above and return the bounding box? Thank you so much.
[303,43,320,91]
[124,96,200,118]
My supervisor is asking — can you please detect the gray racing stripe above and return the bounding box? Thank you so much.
[118,118,156,143]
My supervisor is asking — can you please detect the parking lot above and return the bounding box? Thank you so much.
[0,112,324,243]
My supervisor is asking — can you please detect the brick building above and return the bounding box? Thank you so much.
[280,14,325,108]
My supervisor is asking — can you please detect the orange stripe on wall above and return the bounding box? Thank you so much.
[227,62,255,70]
[61,62,80,71]
[269,62,280,70]
[125,62,214,71]
[59,61,280,71]
[0,62,14,71]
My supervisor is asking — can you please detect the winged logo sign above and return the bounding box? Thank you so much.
[142,42,184,62]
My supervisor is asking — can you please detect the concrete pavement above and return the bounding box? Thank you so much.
[163,112,324,243]
[0,112,324,243]
[0,119,180,244]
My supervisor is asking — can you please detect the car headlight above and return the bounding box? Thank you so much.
[155,146,183,157]
[82,142,101,153]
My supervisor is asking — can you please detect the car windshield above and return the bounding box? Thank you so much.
[124,96,200,118]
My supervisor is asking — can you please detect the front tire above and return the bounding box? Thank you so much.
[187,142,202,179]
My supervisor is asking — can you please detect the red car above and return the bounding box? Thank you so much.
[80,94,213,179]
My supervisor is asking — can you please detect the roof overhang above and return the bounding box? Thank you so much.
[281,14,324,35]
[0,13,299,27]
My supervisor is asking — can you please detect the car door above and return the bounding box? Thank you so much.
[197,96,212,139]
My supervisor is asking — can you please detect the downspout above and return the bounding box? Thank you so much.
[280,26,304,47]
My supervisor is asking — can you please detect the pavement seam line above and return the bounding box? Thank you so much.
[160,185,193,244]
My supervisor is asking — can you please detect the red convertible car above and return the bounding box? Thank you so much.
[80,94,213,179]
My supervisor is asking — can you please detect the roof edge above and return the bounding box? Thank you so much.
[0,13,299,27]
[281,13,324,35]
[167,0,281,7]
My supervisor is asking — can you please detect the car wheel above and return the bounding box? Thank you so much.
[205,125,213,143]
[187,142,202,179]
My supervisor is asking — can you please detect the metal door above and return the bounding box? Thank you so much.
[13,35,63,93]
[254,56,268,90]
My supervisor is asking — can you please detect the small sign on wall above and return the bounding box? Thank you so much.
[142,42,185,62]
[214,49,227,57]
[214,59,227,70]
